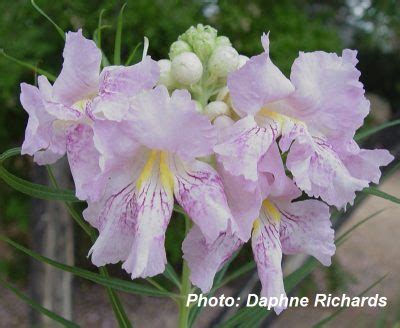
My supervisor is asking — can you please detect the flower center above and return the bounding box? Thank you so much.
[136,150,174,193]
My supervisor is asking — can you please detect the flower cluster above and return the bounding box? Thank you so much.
[21,25,393,313]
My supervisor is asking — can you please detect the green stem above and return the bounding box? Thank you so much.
[178,214,192,328]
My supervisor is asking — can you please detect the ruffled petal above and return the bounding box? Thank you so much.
[214,115,275,181]
[92,57,159,121]
[277,199,335,266]
[122,155,174,278]
[258,142,301,201]
[66,124,106,201]
[228,33,294,116]
[92,119,141,173]
[252,208,286,314]
[217,161,262,241]
[171,157,233,243]
[288,50,369,142]
[338,140,394,184]
[182,225,242,293]
[84,167,138,266]
[284,130,368,208]
[53,30,101,105]
[20,78,66,164]
[128,86,216,160]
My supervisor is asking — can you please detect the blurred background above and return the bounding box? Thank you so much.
[0,0,399,327]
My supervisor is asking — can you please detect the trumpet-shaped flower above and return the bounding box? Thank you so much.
[183,143,335,313]
[20,30,159,200]
[84,86,235,278]
[217,33,393,208]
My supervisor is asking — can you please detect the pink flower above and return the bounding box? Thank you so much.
[20,30,159,201]
[217,33,393,208]
[84,86,235,279]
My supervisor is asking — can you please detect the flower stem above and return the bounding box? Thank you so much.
[178,214,192,327]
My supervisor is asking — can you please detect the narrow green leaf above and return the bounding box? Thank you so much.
[355,119,400,141]
[114,3,127,65]
[1,236,178,298]
[95,9,107,49]
[0,49,56,81]
[0,165,79,202]
[313,275,387,327]
[362,187,400,205]
[0,148,79,202]
[336,209,386,246]
[31,0,65,40]
[0,278,79,327]
[212,261,256,292]
[125,42,143,65]
[164,263,181,289]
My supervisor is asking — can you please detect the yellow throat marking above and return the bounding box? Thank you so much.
[136,150,174,193]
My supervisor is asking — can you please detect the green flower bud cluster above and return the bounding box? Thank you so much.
[160,24,243,120]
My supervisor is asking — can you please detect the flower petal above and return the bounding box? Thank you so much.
[277,199,335,266]
[53,30,101,105]
[66,124,106,201]
[128,86,216,160]
[217,161,262,241]
[338,140,394,184]
[228,33,294,116]
[252,211,286,314]
[288,50,369,142]
[122,159,174,278]
[182,225,242,293]
[20,78,66,164]
[285,131,368,208]
[214,115,275,181]
[171,157,233,243]
[92,119,141,173]
[92,57,159,121]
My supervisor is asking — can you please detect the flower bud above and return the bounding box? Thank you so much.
[204,101,230,121]
[213,115,234,129]
[171,52,203,85]
[169,40,192,60]
[157,59,176,90]
[237,55,249,68]
[208,46,239,78]
[216,36,232,48]
[179,24,217,62]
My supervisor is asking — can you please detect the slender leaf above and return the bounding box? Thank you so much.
[164,263,181,289]
[0,148,79,202]
[336,209,386,246]
[355,119,400,141]
[0,278,79,327]
[95,9,107,49]
[213,261,256,291]
[313,275,387,327]
[1,236,177,298]
[0,49,56,81]
[114,3,127,65]
[362,187,400,205]
[125,42,143,65]
[31,0,65,40]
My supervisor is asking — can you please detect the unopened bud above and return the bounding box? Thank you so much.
[171,52,203,85]
[157,59,176,90]
[169,40,192,60]
[216,36,232,48]
[213,115,235,129]
[179,24,217,62]
[208,46,239,78]
[204,101,230,121]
